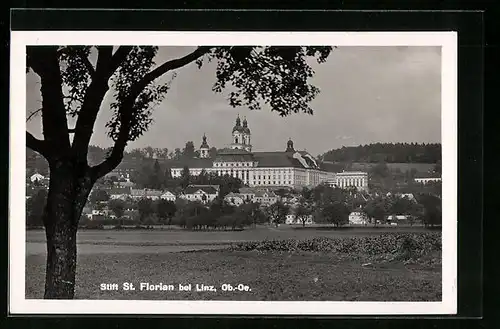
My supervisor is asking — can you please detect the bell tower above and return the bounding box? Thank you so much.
[230,115,252,152]
[199,133,210,158]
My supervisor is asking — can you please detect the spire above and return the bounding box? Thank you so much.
[233,114,244,133]
[200,133,209,148]
[242,116,251,134]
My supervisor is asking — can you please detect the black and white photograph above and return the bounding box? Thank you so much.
[10,31,457,315]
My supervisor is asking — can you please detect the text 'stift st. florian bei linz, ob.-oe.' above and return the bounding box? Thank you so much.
[100,282,252,293]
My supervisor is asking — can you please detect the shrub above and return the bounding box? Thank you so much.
[82,222,104,230]
[229,232,441,257]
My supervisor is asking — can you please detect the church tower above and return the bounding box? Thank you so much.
[285,138,295,152]
[230,115,252,152]
[199,133,210,158]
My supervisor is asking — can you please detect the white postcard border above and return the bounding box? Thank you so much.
[10,31,457,315]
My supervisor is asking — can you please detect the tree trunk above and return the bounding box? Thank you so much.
[43,163,93,299]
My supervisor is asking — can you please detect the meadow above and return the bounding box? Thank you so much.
[25,227,442,301]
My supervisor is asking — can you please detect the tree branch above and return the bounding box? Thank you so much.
[26,108,42,122]
[71,46,134,160]
[128,46,212,103]
[90,135,127,180]
[26,132,49,157]
[90,47,212,179]
[27,46,71,153]
[108,46,134,74]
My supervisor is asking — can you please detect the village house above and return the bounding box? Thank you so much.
[285,213,314,225]
[349,211,369,225]
[254,190,278,206]
[160,190,176,202]
[29,172,45,183]
[224,192,245,206]
[109,187,132,200]
[238,187,256,202]
[414,172,442,184]
[387,215,408,223]
[395,193,417,202]
[130,188,163,200]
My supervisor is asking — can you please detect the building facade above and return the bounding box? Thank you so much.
[349,211,368,225]
[180,186,218,204]
[171,116,331,189]
[327,171,369,191]
[414,177,442,184]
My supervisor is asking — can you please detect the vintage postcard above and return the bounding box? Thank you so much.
[10,31,457,314]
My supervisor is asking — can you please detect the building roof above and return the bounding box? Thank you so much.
[170,147,323,171]
[130,188,163,197]
[224,192,244,199]
[254,190,277,198]
[109,187,131,195]
[336,171,368,176]
[239,187,257,194]
[170,158,214,169]
[184,186,218,195]
[188,184,220,191]
[252,151,321,169]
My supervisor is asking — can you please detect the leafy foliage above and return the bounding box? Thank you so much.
[137,198,155,222]
[26,189,48,227]
[418,194,442,227]
[106,47,176,142]
[108,199,126,219]
[89,189,110,203]
[320,201,350,227]
[58,46,93,116]
[156,199,177,225]
[210,46,332,115]
[265,201,290,226]
[295,198,314,226]
[320,143,442,163]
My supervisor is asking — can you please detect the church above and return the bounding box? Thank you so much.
[170,115,333,189]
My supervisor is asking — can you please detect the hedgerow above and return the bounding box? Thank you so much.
[229,233,441,258]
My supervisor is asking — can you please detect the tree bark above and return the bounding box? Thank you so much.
[42,161,93,299]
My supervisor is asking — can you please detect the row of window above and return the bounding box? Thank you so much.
[252,181,293,186]
[214,162,253,167]
[337,178,367,187]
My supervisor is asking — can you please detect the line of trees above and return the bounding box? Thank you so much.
[319,142,441,163]
[296,183,442,228]
[367,162,442,195]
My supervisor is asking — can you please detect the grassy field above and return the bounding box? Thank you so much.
[26,250,441,301]
[25,228,442,301]
[26,226,433,246]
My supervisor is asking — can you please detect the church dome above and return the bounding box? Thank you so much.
[286,138,295,152]
[200,134,209,149]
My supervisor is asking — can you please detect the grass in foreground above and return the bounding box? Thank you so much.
[26,250,441,301]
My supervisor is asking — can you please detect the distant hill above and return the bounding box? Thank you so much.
[320,143,441,164]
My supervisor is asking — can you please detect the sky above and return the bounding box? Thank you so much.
[26,46,441,157]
